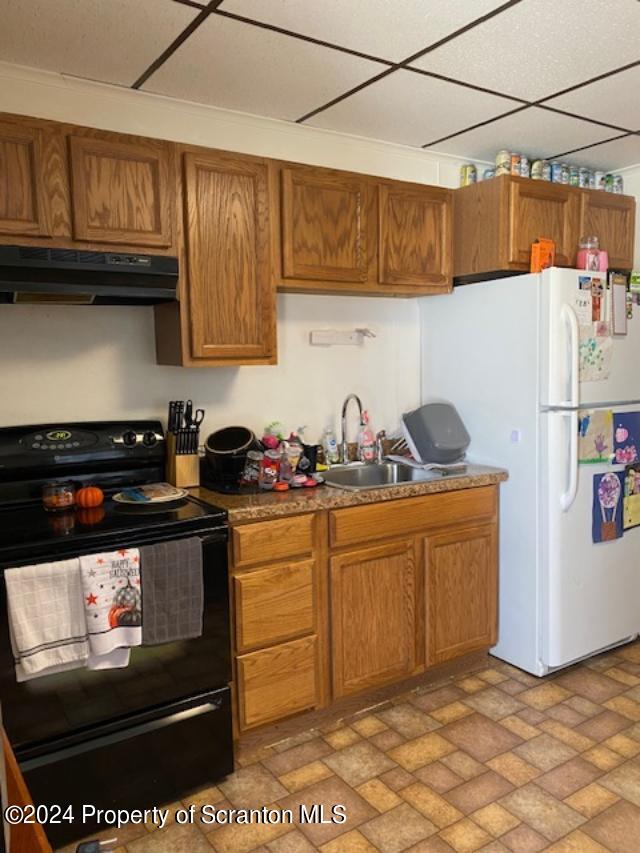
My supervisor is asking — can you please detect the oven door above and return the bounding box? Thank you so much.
[0,531,230,756]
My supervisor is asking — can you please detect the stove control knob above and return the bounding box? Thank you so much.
[122,430,138,447]
[142,431,158,447]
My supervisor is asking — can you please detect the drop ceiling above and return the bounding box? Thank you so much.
[1,0,639,168]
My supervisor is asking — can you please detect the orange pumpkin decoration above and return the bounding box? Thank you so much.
[76,485,104,508]
[76,506,106,526]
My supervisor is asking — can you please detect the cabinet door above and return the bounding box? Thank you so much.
[0,119,50,237]
[508,179,579,267]
[331,540,416,698]
[68,134,173,247]
[183,150,275,360]
[378,182,452,289]
[580,191,636,270]
[281,166,369,283]
[425,524,497,666]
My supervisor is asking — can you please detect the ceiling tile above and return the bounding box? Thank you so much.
[543,65,640,131]
[550,134,640,170]
[306,69,520,148]
[143,14,382,121]
[0,0,198,86]
[424,107,618,162]
[219,0,509,63]
[413,0,640,102]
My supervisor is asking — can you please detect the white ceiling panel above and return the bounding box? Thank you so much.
[551,135,640,171]
[424,107,618,162]
[219,0,508,62]
[413,0,640,102]
[544,65,640,132]
[143,14,381,121]
[0,0,198,86]
[306,69,520,148]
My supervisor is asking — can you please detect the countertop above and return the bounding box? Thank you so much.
[191,464,508,523]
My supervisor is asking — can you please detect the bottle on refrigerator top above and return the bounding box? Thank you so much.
[357,411,376,463]
[577,236,601,272]
[323,427,340,465]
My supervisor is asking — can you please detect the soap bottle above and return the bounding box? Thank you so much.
[358,411,376,463]
[323,427,340,465]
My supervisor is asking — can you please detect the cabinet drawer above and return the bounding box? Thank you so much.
[330,486,497,548]
[235,559,316,652]
[232,514,315,567]
[237,635,319,729]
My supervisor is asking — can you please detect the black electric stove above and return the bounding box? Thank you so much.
[0,421,233,847]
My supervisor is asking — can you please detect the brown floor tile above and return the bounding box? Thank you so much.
[413,685,466,712]
[516,708,547,726]
[464,688,525,721]
[583,745,626,771]
[414,761,465,793]
[319,828,378,852]
[478,668,509,685]
[407,836,458,852]
[545,829,609,852]
[371,728,406,751]
[603,732,640,757]
[441,714,523,763]
[517,683,571,711]
[438,817,492,852]
[564,782,620,818]
[356,778,402,813]
[598,758,640,805]
[556,668,625,703]
[278,776,376,846]
[126,824,211,852]
[323,740,396,787]
[582,799,640,853]
[576,709,631,741]
[271,730,320,753]
[351,715,389,737]
[535,756,602,799]
[267,829,317,852]
[430,702,475,725]
[323,726,362,750]
[379,703,442,738]
[496,678,528,696]
[563,696,602,718]
[623,683,640,702]
[440,751,487,780]
[604,665,640,686]
[219,764,287,808]
[513,733,577,772]
[545,703,587,727]
[499,715,540,741]
[263,738,333,777]
[457,677,488,694]
[499,784,585,842]
[486,752,541,786]
[444,771,513,815]
[278,760,334,793]
[389,732,457,771]
[476,843,510,853]
[402,782,464,828]
[603,695,640,721]
[499,824,548,852]
[616,642,640,663]
[470,802,520,837]
[380,766,418,791]
[360,802,438,852]
[537,719,595,752]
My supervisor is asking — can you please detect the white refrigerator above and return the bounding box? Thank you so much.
[420,267,640,675]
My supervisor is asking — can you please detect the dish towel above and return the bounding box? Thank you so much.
[140,537,203,645]
[79,548,142,665]
[4,558,89,682]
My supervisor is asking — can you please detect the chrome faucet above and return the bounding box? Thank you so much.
[340,393,363,464]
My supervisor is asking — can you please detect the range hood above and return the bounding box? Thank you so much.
[0,246,178,305]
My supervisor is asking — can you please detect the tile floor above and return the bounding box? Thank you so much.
[60,640,640,852]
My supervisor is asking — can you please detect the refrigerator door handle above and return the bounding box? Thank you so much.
[560,410,579,511]
[560,303,580,408]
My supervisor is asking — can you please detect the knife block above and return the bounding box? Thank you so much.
[166,434,200,488]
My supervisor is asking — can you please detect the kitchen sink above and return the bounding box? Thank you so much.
[323,462,450,491]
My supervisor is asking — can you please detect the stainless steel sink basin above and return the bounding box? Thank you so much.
[323,462,449,491]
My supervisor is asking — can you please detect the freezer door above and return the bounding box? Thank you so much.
[542,409,639,669]
[542,267,640,408]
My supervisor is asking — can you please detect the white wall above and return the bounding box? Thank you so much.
[619,163,640,268]
[0,62,479,442]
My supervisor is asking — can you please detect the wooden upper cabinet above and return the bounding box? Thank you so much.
[508,178,579,267]
[182,149,275,361]
[67,134,174,248]
[331,539,417,698]
[281,166,369,283]
[580,190,635,270]
[378,181,452,290]
[425,523,497,666]
[0,119,51,238]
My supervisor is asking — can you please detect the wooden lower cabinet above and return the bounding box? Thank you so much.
[236,635,320,730]
[425,523,497,666]
[331,539,418,698]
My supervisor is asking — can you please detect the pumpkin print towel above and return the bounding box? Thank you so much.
[79,548,142,663]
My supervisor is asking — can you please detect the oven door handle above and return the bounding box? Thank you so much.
[20,699,223,770]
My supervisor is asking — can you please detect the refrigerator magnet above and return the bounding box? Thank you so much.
[592,472,624,543]
[611,273,628,335]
